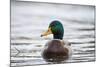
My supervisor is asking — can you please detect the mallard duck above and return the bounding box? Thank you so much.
[41,20,71,62]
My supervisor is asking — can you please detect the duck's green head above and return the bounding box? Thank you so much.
[41,20,64,40]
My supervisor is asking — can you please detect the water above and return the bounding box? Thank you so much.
[11,0,95,67]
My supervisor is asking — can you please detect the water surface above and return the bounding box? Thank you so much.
[11,1,95,67]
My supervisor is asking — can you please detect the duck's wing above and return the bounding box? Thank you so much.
[62,40,72,57]
[61,40,71,46]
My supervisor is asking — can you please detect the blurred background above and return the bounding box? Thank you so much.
[11,0,95,66]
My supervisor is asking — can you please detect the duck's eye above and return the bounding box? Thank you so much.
[50,23,56,27]
[51,25,55,27]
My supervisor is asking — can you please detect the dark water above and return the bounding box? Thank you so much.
[11,1,95,67]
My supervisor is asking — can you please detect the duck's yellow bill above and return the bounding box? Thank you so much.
[41,27,52,37]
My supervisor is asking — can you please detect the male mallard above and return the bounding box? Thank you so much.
[41,20,71,62]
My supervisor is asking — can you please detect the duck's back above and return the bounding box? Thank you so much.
[42,40,69,62]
